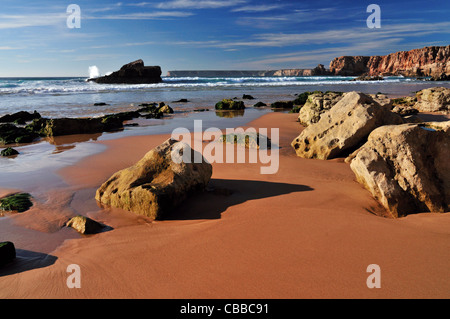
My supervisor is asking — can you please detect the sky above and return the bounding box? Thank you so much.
[0,0,449,77]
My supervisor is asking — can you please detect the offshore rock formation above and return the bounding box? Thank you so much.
[330,45,450,77]
[89,60,162,84]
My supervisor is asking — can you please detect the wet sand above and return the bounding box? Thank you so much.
[1,112,449,299]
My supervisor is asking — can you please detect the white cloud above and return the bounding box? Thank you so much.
[0,13,66,29]
[231,4,283,12]
[157,0,247,9]
[90,11,194,19]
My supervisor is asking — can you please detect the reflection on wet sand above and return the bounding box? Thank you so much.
[215,109,245,118]
[45,133,103,154]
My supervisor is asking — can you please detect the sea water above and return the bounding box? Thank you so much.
[1,76,449,119]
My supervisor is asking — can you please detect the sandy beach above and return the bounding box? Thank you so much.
[1,111,449,299]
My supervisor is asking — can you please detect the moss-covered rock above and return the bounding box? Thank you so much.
[157,104,174,114]
[0,193,33,213]
[1,147,19,157]
[0,123,39,145]
[0,111,41,124]
[215,99,245,110]
[0,241,16,267]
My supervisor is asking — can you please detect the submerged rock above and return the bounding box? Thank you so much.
[291,92,404,160]
[66,215,105,234]
[0,193,33,213]
[95,138,212,219]
[0,242,16,267]
[346,122,450,218]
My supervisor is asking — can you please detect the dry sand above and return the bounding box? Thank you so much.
[0,112,449,299]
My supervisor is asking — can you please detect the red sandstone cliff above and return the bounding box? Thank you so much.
[330,45,450,77]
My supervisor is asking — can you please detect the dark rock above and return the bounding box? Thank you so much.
[0,193,33,213]
[270,101,294,109]
[242,94,255,100]
[1,147,19,157]
[173,99,189,103]
[0,242,16,267]
[94,103,109,106]
[88,59,162,84]
[0,123,39,145]
[253,102,267,107]
[0,111,41,124]
[429,73,450,81]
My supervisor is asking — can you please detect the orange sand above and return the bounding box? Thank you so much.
[0,112,449,299]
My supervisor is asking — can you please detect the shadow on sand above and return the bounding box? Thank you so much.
[0,249,57,276]
[164,178,313,220]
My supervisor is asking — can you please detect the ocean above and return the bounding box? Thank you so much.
[1,75,448,119]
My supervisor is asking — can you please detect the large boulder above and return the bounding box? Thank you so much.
[88,59,162,84]
[298,91,344,126]
[346,122,450,218]
[414,87,450,114]
[95,138,212,219]
[291,92,404,159]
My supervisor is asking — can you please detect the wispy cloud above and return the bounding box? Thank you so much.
[231,4,284,12]
[156,0,247,9]
[88,11,194,20]
[0,13,66,29]
[172,21,450,49]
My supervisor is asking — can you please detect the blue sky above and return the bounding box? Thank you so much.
[0,0,449,77]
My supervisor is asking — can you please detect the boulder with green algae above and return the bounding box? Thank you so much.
[270,101,294,109]
[157,104,174,114]
[0,193,33,213]
[0,123,39,145]
[0,110,41,124]
[1,147,19,156]
[0,242,16,267]
[215,99,245,110]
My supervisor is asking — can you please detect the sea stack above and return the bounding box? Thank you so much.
[88,59,162,84]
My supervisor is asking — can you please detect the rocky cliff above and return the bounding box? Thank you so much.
[330,45,450,78]
[89,59,162,84]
